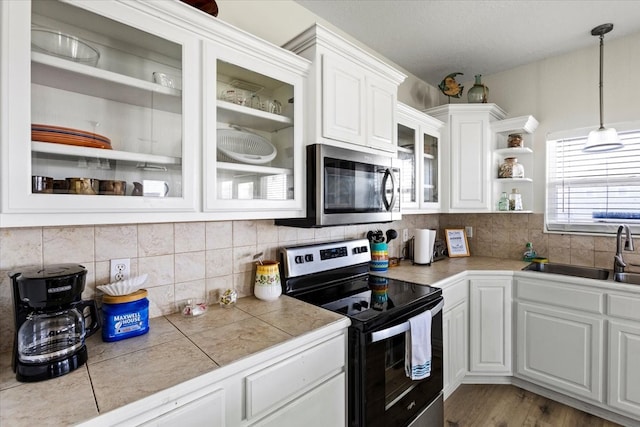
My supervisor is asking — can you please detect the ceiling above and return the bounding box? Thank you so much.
[295,0,640,87]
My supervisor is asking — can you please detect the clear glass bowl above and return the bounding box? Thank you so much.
[31,28,100,67]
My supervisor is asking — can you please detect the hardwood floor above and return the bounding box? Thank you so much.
[444,384,623,427]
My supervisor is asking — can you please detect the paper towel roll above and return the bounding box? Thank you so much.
[414,229,437,265]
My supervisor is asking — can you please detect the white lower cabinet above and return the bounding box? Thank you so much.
[469,278,512,374]
[441,277,468,398]
[516,302,604,402]
[607,291,640,419]
[79,328,348,427]
[443,301,468,397]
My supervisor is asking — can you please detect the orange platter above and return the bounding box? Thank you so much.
[31,124,112,149]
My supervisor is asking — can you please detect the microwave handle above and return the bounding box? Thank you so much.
[381,168,397,212]
[370,299,443,344]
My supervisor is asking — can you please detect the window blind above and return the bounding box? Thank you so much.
[546,130,640,233]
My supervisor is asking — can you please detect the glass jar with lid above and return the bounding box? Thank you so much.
[498,157,524,178]
[508,133,523,148]
[508,188,523,211]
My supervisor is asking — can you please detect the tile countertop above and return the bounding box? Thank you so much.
[0,295,347,426]
[0,256,552,426]
[377,256,530,285]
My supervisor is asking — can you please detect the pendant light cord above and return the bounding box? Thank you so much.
[598,32,605,130]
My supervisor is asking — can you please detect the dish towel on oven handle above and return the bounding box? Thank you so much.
[405,309,432,380]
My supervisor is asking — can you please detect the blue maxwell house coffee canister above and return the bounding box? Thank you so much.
[102,289,149,342]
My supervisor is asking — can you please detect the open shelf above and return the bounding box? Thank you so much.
[32,141,181,166]
[32,52,182,113]
[217,100,292,132]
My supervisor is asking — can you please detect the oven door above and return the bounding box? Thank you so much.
[360,298,443,427]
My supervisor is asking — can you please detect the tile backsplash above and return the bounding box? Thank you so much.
[1,213,635,353]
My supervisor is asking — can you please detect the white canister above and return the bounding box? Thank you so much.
[414,229,437,265]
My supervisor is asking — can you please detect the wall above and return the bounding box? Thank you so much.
[215,0,441,111]
[4,213,637,354]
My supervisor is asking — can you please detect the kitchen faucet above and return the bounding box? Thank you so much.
[614,224,635,273]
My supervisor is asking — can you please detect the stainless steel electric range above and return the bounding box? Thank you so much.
[280,239,444,427]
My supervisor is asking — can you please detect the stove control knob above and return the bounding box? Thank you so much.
[361,300,369,308]
[360,246,368,253]
[294,255,304,264]
[352,302,362,311]
[305,254,314,262]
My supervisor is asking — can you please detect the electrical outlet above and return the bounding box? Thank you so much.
[402,229,410,242]
[465,226,473,238]
[110,258,130,283]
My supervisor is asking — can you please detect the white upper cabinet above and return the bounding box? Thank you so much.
[200,25,308,219]
[397,103,443,213]
[2,0,199,225]
[425,104,506,212]
[425,104,537,213]
[0,0,309,226]
[283,24,406,154]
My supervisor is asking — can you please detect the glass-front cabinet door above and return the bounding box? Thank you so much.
[397,122,418,210]
[396,103,443,213]
[202,38,307,219]
[423,133,439,205]
[2,0,198,223]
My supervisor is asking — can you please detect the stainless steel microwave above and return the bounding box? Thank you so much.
[276,144,400,227]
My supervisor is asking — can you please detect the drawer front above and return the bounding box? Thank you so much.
[251,373,346,427]
[608,293,640,321]
[515,278,604,314]
[442,279,468,310]
[246,334,345,419]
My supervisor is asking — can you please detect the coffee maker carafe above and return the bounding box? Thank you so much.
[10,264,100,382]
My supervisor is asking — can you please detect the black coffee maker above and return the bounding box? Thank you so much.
[10,264,100,382]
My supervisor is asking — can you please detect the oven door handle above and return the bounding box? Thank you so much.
[370,299,443,344]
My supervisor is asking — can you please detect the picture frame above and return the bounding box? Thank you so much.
[444,229,470,257]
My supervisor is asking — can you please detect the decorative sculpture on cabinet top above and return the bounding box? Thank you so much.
[438,72,464,101]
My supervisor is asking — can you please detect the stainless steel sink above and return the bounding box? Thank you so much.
[613,272,640,285]
[523,262,610,280]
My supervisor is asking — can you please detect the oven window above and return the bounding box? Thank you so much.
[363,310,443,427]
[385,334,417,406]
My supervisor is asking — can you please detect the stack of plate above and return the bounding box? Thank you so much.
[32,124,112,149]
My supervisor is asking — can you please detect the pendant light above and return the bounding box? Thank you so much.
[583,23,623,152]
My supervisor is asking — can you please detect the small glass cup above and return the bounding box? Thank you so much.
[219,289,238,308]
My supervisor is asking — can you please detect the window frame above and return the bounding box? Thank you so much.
[545,122,640,235]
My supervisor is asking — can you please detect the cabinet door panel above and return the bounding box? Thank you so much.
[450,117,489,210]
[444,302,468,397]
[322,54,364,145]
[469,279,512,374]
[517,303,603,402]
[608,320,640,418]
[367,77,396,152]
